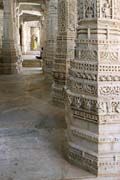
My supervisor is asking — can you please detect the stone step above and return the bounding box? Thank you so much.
[22,59,42,68]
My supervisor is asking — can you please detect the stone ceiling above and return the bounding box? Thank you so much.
[18,0,48,22]
[0,0,48,22]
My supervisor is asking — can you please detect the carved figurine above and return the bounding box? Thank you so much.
[85,0,94,18]
[102,0,111,18]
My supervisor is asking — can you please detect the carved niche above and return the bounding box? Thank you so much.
[101,0,112,18]
[84,0,96,18]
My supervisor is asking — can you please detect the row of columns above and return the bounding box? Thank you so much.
[44,0,120,176]
[0,0,47,74]
[44,0,77,105]
[0,0,120,176]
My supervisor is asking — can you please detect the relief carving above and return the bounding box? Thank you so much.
[100,86,120,95]
[80,50,97,61]
[68,0,77,31]
[102,0,112,18]
[84,0,95,18]
[65,0,120,175]
[100,51,118,62]
[58,0,67,32]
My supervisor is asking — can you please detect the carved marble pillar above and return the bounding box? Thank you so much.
[0,0,21,74]
[40,15,47,49]
[21,20,26,54]
[15,3,22,72]
[41,14,48,62]
[65,0,120,176]
[52,0,77,105]
[0,8,3,62]
[44,0,58,73]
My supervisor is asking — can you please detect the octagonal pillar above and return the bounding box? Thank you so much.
[52,0,77,106]
[0,0,22,74]
[65,0,120,176]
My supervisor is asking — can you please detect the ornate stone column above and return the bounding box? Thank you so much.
[15,2,23,72]
[42,11,48,59]
[52,0,77,105]
[41,14,48,60]
[20,20,26,54]
[44,0,58,73]
[0,0,21,74]
[0,8,3,62]
[65,0,120,176]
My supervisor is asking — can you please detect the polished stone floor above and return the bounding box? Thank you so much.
[0,68,119,180]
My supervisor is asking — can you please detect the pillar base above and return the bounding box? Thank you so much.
[52,84,65,106]
[64,141,98,175]
[52,68,66,106]
[65,90,120,176]
[44,60,53,73]
[0,47,23,74]
[64,141,120,176]
[0,62,22,74]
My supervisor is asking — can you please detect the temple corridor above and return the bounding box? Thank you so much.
[1,0,120,179]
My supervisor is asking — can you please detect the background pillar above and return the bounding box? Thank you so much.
[0,8,3,64]
[0,0,21,74]
[52,0,77,106]
[44,0,58,73]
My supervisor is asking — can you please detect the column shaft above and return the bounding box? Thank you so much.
[0,8,3,62]
[0,0,21,74]
[52,0,77,106]
[44,0,58,73]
